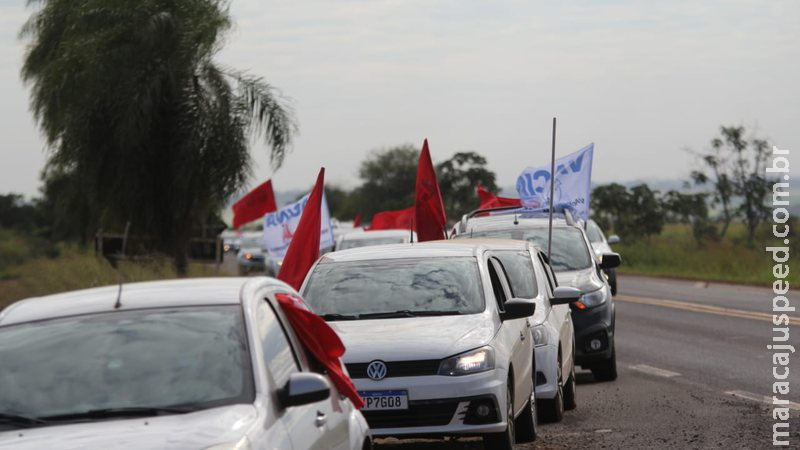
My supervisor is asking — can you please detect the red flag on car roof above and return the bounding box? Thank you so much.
[476,183,521,209]
[352,213,362,228]
[278,168,325,291]
[414,139,447,241]
[275,292,364,409]
[232,180,277,229]
[368,206,415,230]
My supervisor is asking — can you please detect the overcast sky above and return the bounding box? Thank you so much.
[1,0,797,198]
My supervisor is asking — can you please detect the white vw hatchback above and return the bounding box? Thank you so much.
[0,278,370,450]
[302,241,537,449]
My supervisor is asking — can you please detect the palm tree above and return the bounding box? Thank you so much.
[20,0,296,274]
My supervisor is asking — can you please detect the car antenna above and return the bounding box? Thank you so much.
[513,213,519,226]
[410,217,414,245]
[113,221,131,309]
[547,117,557,261]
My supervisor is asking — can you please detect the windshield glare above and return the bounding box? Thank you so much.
[0,306,254,422]
[468,227,593,271]
[303,257,484,318]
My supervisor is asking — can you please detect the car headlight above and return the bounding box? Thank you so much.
[438,346,495,376]
[579,288,607,308]
[532,324,549,347]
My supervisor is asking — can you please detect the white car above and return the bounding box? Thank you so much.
[476,239,580,422]
[335,229,416,251]
[0,278,371,450]
[302,241,538,449]
[236,232,266,275]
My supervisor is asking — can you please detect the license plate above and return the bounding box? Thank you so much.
[358,390,409,410]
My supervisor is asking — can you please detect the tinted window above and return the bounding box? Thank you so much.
[495,250,538,299]
[304,257,484,318]
[257,301,300,386]
[0,306,254,420]
[469,227,593,272]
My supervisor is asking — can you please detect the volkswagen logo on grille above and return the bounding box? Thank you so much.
[366,360,388,381]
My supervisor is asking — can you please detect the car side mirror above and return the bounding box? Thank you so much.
[551,286,582,305]
[607,235,620,245]
[599,252,621,269]
[500,298,536,321]
[279,372,330,408]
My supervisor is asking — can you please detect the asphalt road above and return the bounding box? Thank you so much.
[374,275,800,449]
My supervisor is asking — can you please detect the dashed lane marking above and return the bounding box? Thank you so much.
[629,364,681,378]
[616,294,800,326]
[725,390,800,411]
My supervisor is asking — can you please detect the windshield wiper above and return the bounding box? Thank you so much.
[359,310,462,319]
[0,413,48,428]
[321,313,360,321]
[42,406,197,422]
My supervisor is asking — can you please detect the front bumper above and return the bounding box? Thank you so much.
[572,299,615,367]
[353,370,508,437]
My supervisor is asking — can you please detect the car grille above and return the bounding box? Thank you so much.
[346,359,441,379]
[363,399,459,429]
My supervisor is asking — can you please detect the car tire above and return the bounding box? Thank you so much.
[515,372,538,443]
[537,352,565,423]
[563,356,577,410]
[607,268,618,296]
[483,381,515,450]
[591,345,618,382]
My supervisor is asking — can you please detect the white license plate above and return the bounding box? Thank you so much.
[359,390,409,410]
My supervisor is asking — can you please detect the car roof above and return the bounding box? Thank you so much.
[461,214,576,233]
[0,277,284,327]
[339,229,414,240]
[319,240,492,263]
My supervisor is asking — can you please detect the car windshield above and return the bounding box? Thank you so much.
[303,257,484,318]
[585,221,604,243]
[338,237,406,250]
[469,227,593,271]
[240,236,262,248]
[0,306,254,424]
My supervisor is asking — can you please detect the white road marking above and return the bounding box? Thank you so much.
[725,390,800,411]
[629,364,681,378]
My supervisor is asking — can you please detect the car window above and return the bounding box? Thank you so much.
[0,306,254,420]
[585,221,605,243]
[257,300,301,387]
[470,227,593,272]
[488,258,509,310]
[303,257,484,318]
[537,252,558,293]
[494,250,538,299]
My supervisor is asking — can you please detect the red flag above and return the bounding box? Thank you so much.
[414,139,447,241]
[352,213,362,228]
[275,292,364,409]
[476,184,521,209]
[278,168,324,291]
[368,206,414,230]
[232,180,277,229]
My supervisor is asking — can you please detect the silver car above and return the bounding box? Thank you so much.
[0,278,371,450]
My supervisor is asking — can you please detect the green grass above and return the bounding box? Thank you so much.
[0,244,226,311]
[615,223,798,287]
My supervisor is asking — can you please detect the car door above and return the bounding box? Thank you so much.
[536,251,574,373]
[487,257,534,415]
[256,297,351,450]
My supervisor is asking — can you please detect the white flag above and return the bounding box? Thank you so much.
[515,143,594,221]
[263,192,335,259]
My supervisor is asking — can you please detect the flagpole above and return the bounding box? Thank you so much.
[548,117,556,261]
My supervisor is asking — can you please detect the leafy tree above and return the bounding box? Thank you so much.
[352,145,419,218]
[660,190,715,243]
[591,183,664,240]
[691,126,773,242]
[436,152,498,219]
[20,0,296,274]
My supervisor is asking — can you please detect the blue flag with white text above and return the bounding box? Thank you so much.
[515,143,594,221]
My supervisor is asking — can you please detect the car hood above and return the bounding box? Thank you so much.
[331,313,496,362]
[555,267,604,293]
[0,404,257,450]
